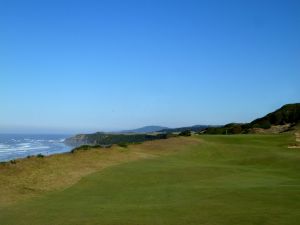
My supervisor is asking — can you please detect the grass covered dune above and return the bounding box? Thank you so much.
[1,134,300,225]
[0,137,200,207]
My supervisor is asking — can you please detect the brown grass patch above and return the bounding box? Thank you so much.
[251,124,292,134]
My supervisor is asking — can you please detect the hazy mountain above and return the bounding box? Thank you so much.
[121,126,169,134]
[159,125,210,133]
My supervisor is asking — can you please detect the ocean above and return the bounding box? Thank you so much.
[0,134,73,162]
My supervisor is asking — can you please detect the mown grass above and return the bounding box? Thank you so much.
[0,134,300,225]
[0,137,199,207]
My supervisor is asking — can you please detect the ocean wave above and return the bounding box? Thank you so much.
[0,146,51,152]
[17,143,31,146]
[0,134,71,161]
[0,144,10,149]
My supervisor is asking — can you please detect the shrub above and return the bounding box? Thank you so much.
[231,125,243,134]
[71,145,91,153]
[10,160,17,164]
[259,121,272,129]
[118,143,128,148]
[71,144,104,153]
[101,144,112,148]
[179,130,192,136]
[37,153,44,158]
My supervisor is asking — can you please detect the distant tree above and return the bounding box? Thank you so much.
[259,121,271,129]
[179,130,192,136]
[231,125,243,134]
[37,153,44,158]
[10,160,17,164]
[117,143,128,148]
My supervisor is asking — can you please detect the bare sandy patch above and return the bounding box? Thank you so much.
[251,124,291,134]
[288,146,300,149]
[295,132,300,142]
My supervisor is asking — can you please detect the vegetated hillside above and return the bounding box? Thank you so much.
[64,132,168,147]
[250,103,300,127]
[121,126,169,133]
[205,103,300,134]
[159,125,210,133]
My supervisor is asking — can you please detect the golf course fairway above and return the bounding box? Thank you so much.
[0,134,299,225]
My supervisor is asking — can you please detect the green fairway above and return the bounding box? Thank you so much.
[1,134,300,225]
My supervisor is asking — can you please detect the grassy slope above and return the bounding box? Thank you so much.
[1,134,300,225]
[0,137,199,207]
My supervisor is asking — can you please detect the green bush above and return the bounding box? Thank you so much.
[10,160,17,164]
[259,121,272,129]
[37,154,45,158]
[118,143,128,148]
[231,125,243,134]
[71,145,105,153]
[179,130,192,136]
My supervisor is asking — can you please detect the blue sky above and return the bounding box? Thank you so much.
[0,0,299,134]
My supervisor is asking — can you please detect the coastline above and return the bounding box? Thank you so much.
[0,134,72,162]
[0,137,199,207]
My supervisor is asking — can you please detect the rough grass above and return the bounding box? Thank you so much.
[1,134,300,225]
[0,137,199,207]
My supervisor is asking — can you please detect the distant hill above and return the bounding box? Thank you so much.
[159,125,210,133]
[65,125,211,147]
[64,132,168,147]
[121,126,169,133]
[250,103,300,128]
[205,103,300,134]
[121,125,212,134]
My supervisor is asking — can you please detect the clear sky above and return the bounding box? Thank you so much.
[0,0,299,134]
